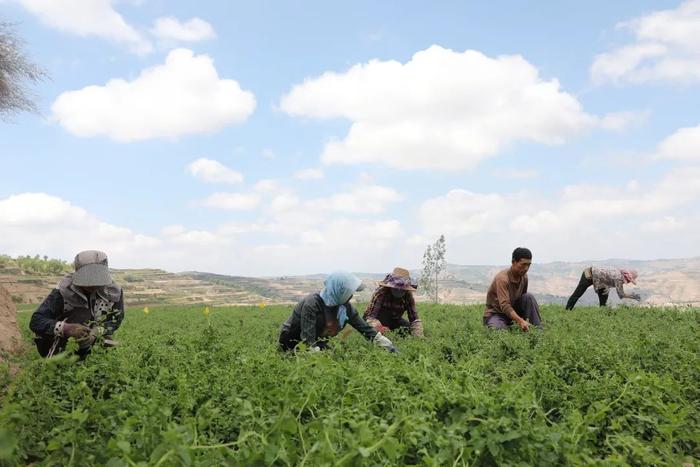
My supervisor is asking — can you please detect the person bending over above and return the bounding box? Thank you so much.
[279,271,397,352]
[30,250,124,358]
[565,267,640,310]
[363,267,423,337]
[482,247,542,331]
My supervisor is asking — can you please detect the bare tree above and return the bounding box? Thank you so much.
[420,235,447,303]
[0,22,47,120]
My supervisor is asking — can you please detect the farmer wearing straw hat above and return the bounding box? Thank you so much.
[363,267,424,337]
[279,271,398,352]
[565,267,640,310]
[29,250,124,358]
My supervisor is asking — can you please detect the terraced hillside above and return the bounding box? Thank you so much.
[1,256,698,308]
[0,267,382,307]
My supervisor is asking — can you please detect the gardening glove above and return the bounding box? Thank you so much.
[62,323,90,339]
[409,319,424,337]
[373,333,398,353]
[309,345,321,352]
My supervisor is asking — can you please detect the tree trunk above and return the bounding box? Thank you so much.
[434,272,438,303]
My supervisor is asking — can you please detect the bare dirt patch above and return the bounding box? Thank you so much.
[0,285,23,357]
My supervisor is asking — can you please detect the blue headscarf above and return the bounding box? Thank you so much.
[319,271,363,329]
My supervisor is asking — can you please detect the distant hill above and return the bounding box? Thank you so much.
[1,256,698,308]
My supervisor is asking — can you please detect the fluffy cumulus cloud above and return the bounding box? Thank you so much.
[10,1,220,52]
[279,45,626,170]
[187,158,243,184]
[423,167,700,237]
[10,0,152,54]
[591,0,700,85]
[51,49,256,142]
[655,123,700,161]
[150,16,216,43]
[0,191,411,275]
[419,190,510,237]
[416,165,700,263]
[0,193,160,263]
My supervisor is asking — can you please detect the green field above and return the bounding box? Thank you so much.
[1,305,699,466]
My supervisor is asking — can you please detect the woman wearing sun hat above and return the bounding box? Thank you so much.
[565,266,640,310]
[279,270,398,352]
[29,250,124,358]
[363,267,424,337]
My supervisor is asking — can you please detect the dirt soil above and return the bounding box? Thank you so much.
[0,285,23,357]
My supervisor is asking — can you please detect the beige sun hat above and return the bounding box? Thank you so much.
[72,250,112,287]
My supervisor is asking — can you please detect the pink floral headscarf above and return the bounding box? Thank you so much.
[620,269,638,284]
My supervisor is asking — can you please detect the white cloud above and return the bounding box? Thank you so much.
[0,193,160,262]
[423,167,700,238]
[293,168,325,180]
[161,225,230,247]
[187,158,243,184]
[419,190,510,237]
[516,167,700,233]
[51,48,256,142]
[254,179,282,193]
[591,0,700,85]
[415,167,700,265]
[281,45,605,170]
[269,195,300,212]
[0,192,88,226]
[599,110,650,131]
[199,193,261,211]
[12,0,152,54]
[655,123,700,161]
[0,192,413,275]
[306,185,403,214]
[151,16,215,43]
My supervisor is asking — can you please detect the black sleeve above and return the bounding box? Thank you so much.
[347,304,378,341]
[29,289,63,336]
[104,290,125,336]
[299,299,320,346]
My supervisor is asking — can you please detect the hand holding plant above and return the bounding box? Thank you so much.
[62,323,90,339]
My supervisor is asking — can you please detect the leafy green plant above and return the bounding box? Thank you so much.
[1,304,698,465]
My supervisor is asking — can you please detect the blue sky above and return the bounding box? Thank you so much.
[1,0,699,276]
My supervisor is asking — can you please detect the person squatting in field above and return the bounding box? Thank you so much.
[29,250,124,358]
[363,267,424,337]
[483,247,542,331]
[278,270,398,352]
[565,266,640,310]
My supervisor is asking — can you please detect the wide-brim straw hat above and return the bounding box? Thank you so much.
[378,267,418,291]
